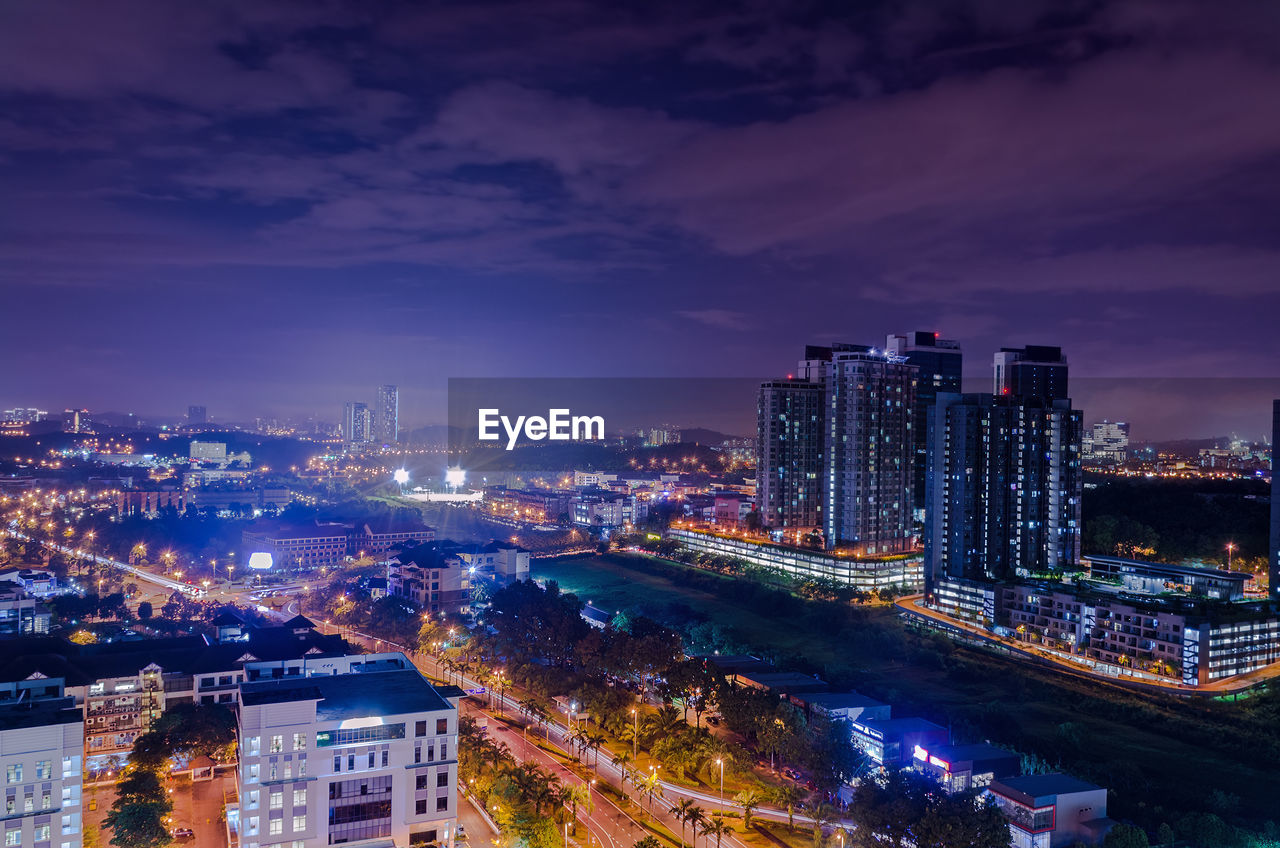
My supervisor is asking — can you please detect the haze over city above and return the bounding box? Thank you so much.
[3,0,1280,435]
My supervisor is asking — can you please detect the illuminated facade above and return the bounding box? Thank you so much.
[236,655,458,848]
[886,332,962,516]
[756,379,824,535]
[374,384,399,445]
[1271,399,1279,600]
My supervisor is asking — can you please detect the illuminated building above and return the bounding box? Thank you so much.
[0,677,83,848]
[756,379,824,536]
[886,331,962,516]
[387,543,471,614]
[242,522,351,570]
[187,405,207,425]
[924,392,1082,589]
[987,774,1114,848]
[1083,420,1129,464]
[342,402,371,447]
[373,384,399,445]
[61,409,91,434]
[236,653,458,848]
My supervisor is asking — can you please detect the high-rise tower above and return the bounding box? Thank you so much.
[993,345,1068,402]
[887,332,962,516]
[374,384,399,444]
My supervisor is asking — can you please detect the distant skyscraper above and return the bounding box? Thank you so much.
[823,345,917,554]
[187,405,207,425]
[993,345,1069,402]
[887,332,962,515]
[62,408,91,434]
[374,384,399,444]
[343,402,371,446]
[1083,420,1130,464]
[756,379,825,535]
[925,392,1083,593]
[1271,399,1279,600]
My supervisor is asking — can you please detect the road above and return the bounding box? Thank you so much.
[319,620,852,843]
[5,529,204,596]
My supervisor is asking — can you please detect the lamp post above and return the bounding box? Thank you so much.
[716,757,724,813]
[1226,541,1237,570]
[630,708,638,760]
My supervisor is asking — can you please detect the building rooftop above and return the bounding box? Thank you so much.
[854,717,946,736]
[240,668,450,719]
[0,696,82,732]
[799,691,887,711]
[992,773,1103,805]
[923,743,1019,765]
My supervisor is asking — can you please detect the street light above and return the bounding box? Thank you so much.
[716,758,724,813]
[1226,541,1237,570]
[630,708,638,760]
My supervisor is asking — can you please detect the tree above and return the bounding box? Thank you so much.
[772,783,807,832]
[804,802,838,848]
[1104,824,1150,848]
[635,838,661,848]
[1155,823,1174,846]
[104,770,172,848]
[137,601,153,620]
[735,789,763,829]
[130,703,236,771]
[670,798,698,848]
[700,815,733,848]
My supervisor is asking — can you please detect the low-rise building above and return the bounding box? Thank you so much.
[236,658,458,848]
[850,717,948,768]
[242,521,351,570]
[0,676,84,848]
[388,543,471,615]
[0,586,51,636]
[987,774,1113,847]
[912,742,1020,794]
[352,517,436,560]
[790,692,890,724]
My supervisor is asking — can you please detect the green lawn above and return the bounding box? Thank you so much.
[536,552,1280,833]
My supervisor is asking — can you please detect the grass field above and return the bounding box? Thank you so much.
[537,552,1280,833]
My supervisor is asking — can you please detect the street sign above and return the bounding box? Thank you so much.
[464,687,486,696]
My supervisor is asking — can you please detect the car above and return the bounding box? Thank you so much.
[171,827,194,840]
[783,767,801,780]
[456,824,468,840]
[706,715,721,726]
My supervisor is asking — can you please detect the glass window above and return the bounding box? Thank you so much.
[5,765,20,784]
[437,773,448,788]
[436,718,448,734]
[292,733,306,751]
[36,761,52,780]
[270,735,284,753]
[292,814,306,831]
[293,788,306,806]
[436,797,448,812]
[270,791,283,810]
[269,818,283,835]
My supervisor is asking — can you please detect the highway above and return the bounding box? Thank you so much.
[3,529,204,596]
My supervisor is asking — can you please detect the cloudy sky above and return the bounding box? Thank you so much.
[2,0,1278,436]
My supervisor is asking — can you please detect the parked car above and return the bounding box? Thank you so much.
[171,827,195,840]
[706,715,721,726]
[456,824,468,840]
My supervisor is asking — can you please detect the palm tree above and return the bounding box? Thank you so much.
[670,798,698,848]
[612,750,634,782]
[734,789,763,829]
[563,783,591,834]
[584,731,608,770]
[638,768,664,811]
[772,784,807,832]
[803,801,838,848]
[700,815,733,848]
[641,705,683,745]
[686,806,707,848]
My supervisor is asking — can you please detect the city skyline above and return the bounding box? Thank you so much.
[2,1,1280,429]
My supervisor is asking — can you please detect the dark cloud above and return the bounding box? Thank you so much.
[0,0,1277,436]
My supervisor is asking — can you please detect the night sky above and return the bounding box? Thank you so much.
[2,1,1278,436]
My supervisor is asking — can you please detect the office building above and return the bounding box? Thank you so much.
[886,332,962,514]
[850,717,948,768]
[187,405,208,426]
[0,583,52,636]
[342,402,371,447]
[993,346,1069,402]
[1083,420,1129,464]
[374,385,399,445]
[1272,400,1279,600]
[236,658,457,848]
[925,393,1083,590]
[1,408,47,424]
[987,774,1113,847]
[756,379,825,536]
[822,345,917,554]
[0,678,84,848]
[190,440,228,462]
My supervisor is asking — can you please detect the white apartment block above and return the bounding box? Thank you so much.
[236,655,457,848]
[0,678,84,848]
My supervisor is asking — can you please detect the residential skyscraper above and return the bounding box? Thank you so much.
[342,402,371,446]
[887,332,962,515]
[993,345,1069,402]
[823,345,917,555]
[1271,399,1279,600]
[0,677,83,848]
[374,384,399,444]
[924,392,1083,593]
[756,379,825,536]
[1083,420,1130,464]
[187,405,207,425]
